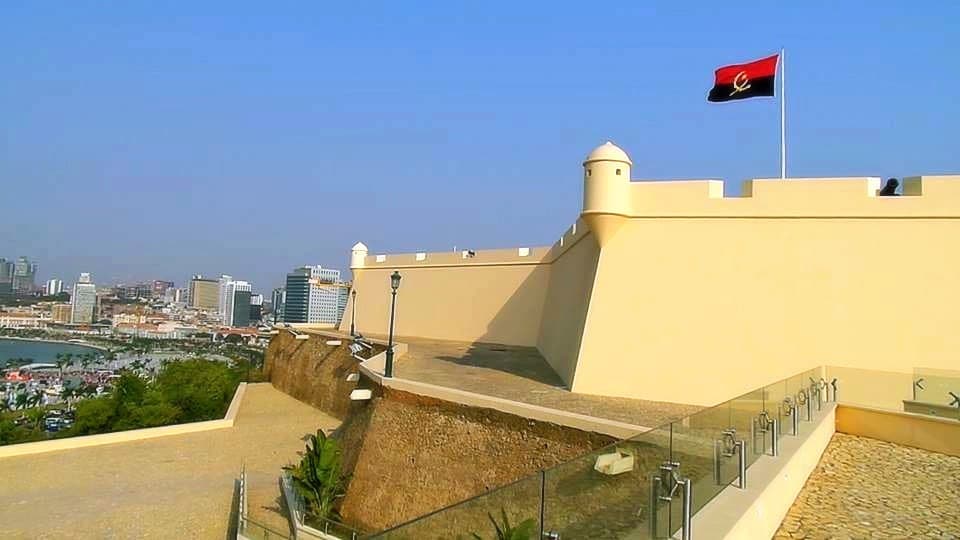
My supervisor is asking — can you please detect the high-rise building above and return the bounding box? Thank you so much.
[224,280,252,327]
[12,256,37,295]
[218,274,234,322]
[271,287,286,323]
[188,275,219,311]
[71,273,97,324]
[283,266,346,324]
[152,280,174,298]
[249,293,263,323]
[0,258,13,283]
[45,279,64,296]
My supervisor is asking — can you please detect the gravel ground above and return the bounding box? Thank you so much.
[776,433,960,539]
[0,383,340,539]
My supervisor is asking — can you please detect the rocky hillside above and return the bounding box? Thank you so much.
[336,388,615,533]
[264,330,382,420]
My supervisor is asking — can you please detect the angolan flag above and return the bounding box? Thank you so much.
[708,54,779,102]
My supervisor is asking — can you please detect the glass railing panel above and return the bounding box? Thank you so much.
[765,378,788,441]
[729,387,767,465]
[542,424,671,540]
[912,367,960,419]
[239,517,290,539]
[824,365,913,413]
[372,473,541,540]
[668,401,735,536]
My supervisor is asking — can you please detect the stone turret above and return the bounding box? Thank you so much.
[350,242,368,269]
[582,141,632,247]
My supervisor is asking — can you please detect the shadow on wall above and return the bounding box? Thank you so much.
[408,231,601,390]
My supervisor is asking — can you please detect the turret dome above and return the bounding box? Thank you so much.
[583,141,632,166]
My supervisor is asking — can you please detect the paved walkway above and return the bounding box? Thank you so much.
[776,433,960,539]
[0,383,340,539]
[395,338,702,427]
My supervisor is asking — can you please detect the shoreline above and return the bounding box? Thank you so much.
[0,336,109,354]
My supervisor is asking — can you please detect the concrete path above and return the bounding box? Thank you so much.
[0,383,340,539]
[395,338,702,427]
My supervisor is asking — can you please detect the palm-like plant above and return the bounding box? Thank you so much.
[26,388,43,409]
[471,510,537,540]
[14,391,28,410]
[283,430,347,521]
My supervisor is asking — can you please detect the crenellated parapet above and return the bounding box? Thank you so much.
[624,175,960,218]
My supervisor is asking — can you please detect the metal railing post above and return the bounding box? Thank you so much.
[649,475,661,538]
[539,469,546,540]
[771,418,780,456]
[736,439,747,489]
[681,478,693,540]
[792,403,799,435]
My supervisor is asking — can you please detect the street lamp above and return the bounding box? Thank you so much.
[349,289,357,336]
[384,271,401,378]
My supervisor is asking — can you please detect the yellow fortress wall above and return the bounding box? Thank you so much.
[343,142,960,407]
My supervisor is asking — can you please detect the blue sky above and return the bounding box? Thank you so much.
[1,2,957,292]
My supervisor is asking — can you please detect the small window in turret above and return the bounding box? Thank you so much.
[616,169,621,175]
[587,169,592,176]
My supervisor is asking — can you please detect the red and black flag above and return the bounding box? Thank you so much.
[708,54,779,102]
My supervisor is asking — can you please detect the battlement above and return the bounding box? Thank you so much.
[621,175,960,217]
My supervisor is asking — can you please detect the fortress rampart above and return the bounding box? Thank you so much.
[341,142,960,405]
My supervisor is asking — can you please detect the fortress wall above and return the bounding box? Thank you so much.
[574,195,960,405]
[340,220,595,353]
[536,227,600,386]
[345,257,550,346]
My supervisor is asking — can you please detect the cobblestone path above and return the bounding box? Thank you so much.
[776,433,960,539]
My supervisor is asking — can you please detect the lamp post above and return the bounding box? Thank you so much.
[349,289,357,336]
[384,271,401,378]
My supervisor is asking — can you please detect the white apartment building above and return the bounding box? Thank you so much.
[44,279,63,296]
[217,274,233,323]
[70,273,97,324]
[223,280,251,327]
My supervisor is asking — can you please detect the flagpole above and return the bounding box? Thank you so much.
[780,47,786,179]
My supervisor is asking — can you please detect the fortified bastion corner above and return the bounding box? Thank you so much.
[579,140,960,247]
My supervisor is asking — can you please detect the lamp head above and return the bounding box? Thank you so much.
[390,271,401,291]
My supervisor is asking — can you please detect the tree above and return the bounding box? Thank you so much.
[55,353,71,379]
[70,397,116,435]
[24,408,45,432]
[155,360,237,422]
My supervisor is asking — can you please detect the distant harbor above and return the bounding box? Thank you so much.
[0,338,105,367]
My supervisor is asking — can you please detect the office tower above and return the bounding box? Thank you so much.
[249,293,263,322]
[224,280,251,327]
[12,256,37,294]
[0,259,12,300]
[218,274,234,322]
[282,266,345,324]
[271,287,285,323]
[0,258,12,283]
[188,275,219,310]
[71,273,97,324]
[45,279,64,296]
[152,280,174,298]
